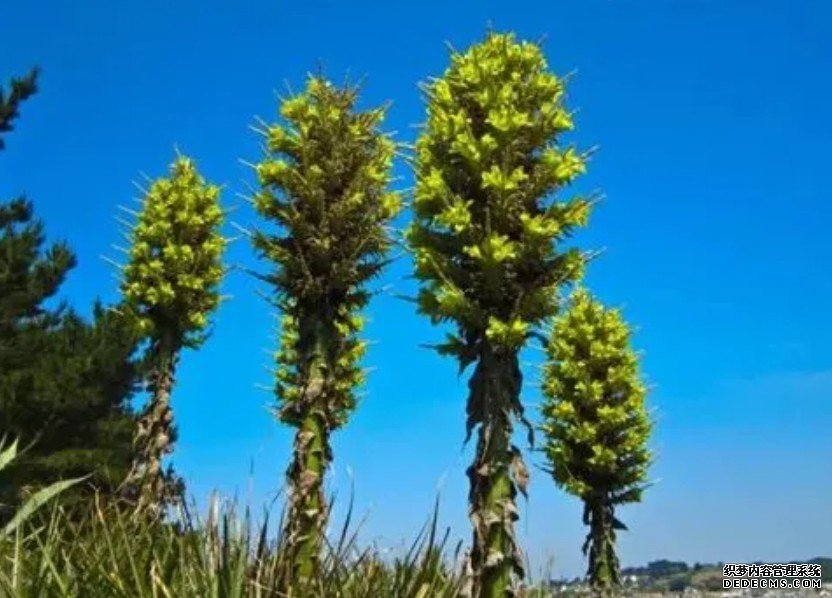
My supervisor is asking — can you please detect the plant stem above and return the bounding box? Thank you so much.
[123,336,179,516]
[586,497,619,596]
[467,344,524,597]
[284,326,331,588]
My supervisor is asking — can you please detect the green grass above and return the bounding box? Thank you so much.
[0,491,561,597]
[0,438,565,597]
[0,493,443,597]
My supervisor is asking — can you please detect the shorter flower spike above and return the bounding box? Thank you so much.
[541,288,653,594]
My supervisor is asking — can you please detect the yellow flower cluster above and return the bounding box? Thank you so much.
[253,77,399,428]
[407,32,591,356]
[274,304,367,430]
[122,156,225,347]
[542,289,652,503]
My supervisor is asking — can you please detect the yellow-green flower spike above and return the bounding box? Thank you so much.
[541,288,652,594]
[120,155,225,514]
[407,31,592,597]
[251,76,399,587]
[122,156,225,349]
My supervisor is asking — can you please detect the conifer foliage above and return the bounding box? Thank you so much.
[0,68,38,149]
[541,289,652,595]
[407,32,591,596]
[0,71,67,351]
[0,200,139,513]
[1,70,140,514]
[0,303,141,511]
[252,76,400,585]
[120,156,225,513]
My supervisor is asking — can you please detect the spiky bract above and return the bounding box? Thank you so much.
[252,76,399,584]
[541,288,652,594]
[407,31,591,596]
[121,156,225,512]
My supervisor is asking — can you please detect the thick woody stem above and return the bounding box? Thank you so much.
[586,497,619,596]
[467,344,525,598]
[285,410,329,587]
[122,337,180,516]
[282,327,332,590]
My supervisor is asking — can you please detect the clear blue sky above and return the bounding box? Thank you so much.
[2,0,830,579]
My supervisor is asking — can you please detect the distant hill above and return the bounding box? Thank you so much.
[549,557,831,593]
[809,557,832,581]
[622,557,832,592]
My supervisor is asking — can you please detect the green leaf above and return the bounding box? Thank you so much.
[1,475,88,539]
[0,438,19,471]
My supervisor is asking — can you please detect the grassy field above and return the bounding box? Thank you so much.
[0,494,462,597]
[1,491,571,597]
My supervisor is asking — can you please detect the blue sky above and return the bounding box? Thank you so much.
[2,0,830,579]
